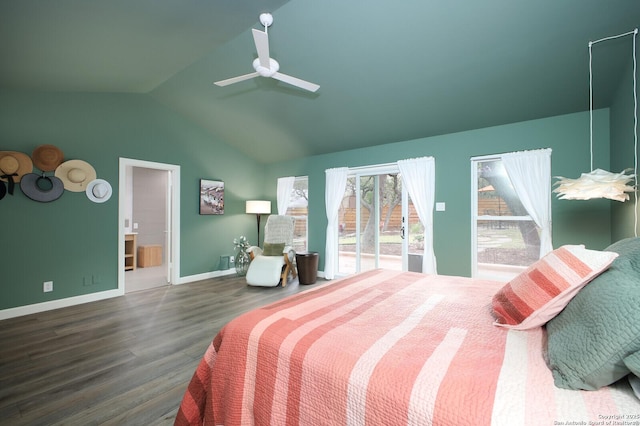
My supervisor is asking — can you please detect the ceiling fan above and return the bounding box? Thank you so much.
[214,13,320,93]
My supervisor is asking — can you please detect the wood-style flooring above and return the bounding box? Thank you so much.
[0,274,314,425]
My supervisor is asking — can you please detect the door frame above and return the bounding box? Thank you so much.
[342,163,408,274]
[117,158,181,292]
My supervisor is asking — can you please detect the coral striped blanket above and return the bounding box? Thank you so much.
[175,269,638,425]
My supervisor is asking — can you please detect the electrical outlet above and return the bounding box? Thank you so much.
[229,255,235,264]
[43,281,53,292]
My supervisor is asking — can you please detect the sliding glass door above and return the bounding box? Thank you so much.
[337,165,422,275]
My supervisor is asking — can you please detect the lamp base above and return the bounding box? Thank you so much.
[256,214,262,247]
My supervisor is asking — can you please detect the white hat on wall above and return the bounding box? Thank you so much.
[86,179,112,203]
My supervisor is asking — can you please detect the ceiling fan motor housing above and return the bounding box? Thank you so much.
[259,13,273,28]
[253,58,279,77]
[213,12,319,92]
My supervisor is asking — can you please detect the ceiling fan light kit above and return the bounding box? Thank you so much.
[214,13,320,93]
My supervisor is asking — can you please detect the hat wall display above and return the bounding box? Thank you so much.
[86,179,112,203]
[20,173,65,202]
[0,151,33,183]
[32,144,64,172]
[55,160,97,192]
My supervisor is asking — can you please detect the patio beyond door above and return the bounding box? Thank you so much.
[337,167,423,275]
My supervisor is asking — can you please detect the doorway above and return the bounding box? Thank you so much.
[118,158,180,293]
[337,164,422,275]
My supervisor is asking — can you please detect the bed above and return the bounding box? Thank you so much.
[175,239,640,425]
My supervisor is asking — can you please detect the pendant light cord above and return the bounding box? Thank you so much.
[590,28,639,237]
[633,29,638,237]
[589,41,594,172]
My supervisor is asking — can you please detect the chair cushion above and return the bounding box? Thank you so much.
[263,242,285,256]
[246,255,285,287]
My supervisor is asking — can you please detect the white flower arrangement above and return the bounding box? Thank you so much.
[233,235,250,252]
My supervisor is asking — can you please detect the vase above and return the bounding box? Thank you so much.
[235,250,251,276]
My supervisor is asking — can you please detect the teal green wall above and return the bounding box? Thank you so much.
[265,110,614,277]
[0,88,622,313]
[0,90,265,310]
[610,60,640,241]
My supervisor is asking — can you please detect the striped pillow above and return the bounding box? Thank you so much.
[491,245,618,330]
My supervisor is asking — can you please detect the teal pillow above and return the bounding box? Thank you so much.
[262,242,285,256]
[546,237,640,390]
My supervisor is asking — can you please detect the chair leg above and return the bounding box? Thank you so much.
[280,254,296,287]
[281,263,289,287]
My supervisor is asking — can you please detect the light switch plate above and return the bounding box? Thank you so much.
[436,202,446,211]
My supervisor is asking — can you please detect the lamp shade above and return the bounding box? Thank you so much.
[554,28,638,203]
[246,200,271,214]
[554,169,635,202]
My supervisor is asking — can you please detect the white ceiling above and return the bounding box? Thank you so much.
[1,0,639,163]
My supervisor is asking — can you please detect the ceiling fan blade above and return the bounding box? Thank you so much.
[272,72,320,93]
[252,28,270,68]
[214,72,259,87]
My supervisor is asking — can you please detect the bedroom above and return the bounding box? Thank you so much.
[0,0,639,423]
[0,0,638,316]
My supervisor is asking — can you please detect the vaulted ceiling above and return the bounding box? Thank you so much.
[1,1,638,163]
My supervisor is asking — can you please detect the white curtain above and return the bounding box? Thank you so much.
[397,157,437,274]
[276,176,295,215]
[501,148,553,258]
[324,167,348,280]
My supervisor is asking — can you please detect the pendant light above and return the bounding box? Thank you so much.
[554,28,638,203]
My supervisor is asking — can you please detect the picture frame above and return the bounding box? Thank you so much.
[199,179,224,215]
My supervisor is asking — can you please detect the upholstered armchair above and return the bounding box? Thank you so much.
[245,215,297,287]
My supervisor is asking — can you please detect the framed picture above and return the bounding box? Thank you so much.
[199,179,224,215]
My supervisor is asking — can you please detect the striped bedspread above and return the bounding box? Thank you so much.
[175,269,638,425]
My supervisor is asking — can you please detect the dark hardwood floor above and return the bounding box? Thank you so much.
[0,274,313,425]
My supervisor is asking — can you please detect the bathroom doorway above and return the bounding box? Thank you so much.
[118,158,180,293]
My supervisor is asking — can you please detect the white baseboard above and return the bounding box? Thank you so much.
[0,288,124,321]
[0,268,323,320]
[0,269,236,320]
[174,268,236,284]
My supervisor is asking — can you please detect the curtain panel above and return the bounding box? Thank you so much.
[501,148,553,258]
[324,167,348,279]
[397,157,437,274]
[277,176,295,215]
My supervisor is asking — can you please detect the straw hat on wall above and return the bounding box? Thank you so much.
[0,151,33,183]
[32,144,64,172]
[55,160,97,192]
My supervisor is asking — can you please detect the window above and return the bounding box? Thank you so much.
[284,176,308,253]
[471,150,551,281]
